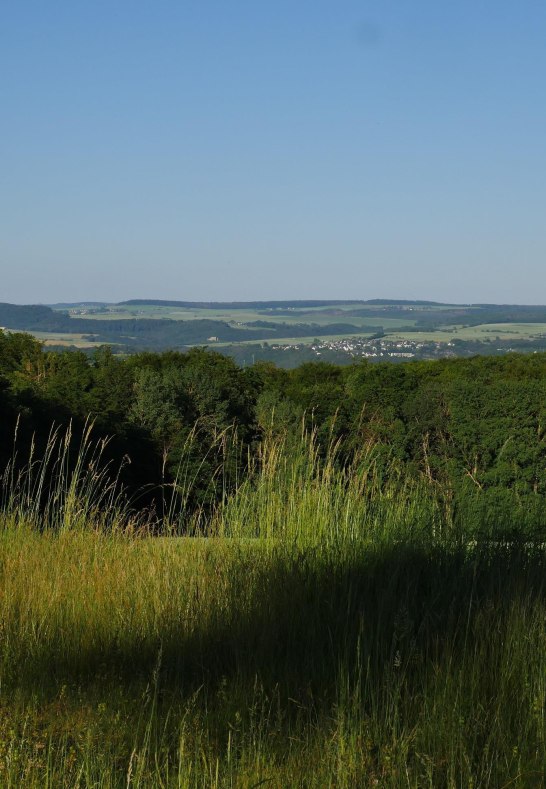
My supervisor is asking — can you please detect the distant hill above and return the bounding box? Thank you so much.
[0,303,72,331]
[0,302,367,348]
[118,298,458,309]
[364,299,448,306]
[118,299,368,310]
[48,302,110,309]
[4,300,546,360]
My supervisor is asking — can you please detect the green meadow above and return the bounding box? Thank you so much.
[0,427,544,787]
[387,322,546,344]
[31,332,109,349]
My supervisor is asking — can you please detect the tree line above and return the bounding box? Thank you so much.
[2,330,546,534]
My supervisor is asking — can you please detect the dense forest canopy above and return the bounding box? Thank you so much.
[2,329,546,535]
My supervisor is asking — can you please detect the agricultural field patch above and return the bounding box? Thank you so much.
[389,323,546,344]
[31,331,107,348]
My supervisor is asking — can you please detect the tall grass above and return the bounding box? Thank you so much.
[0,418,131,532]
[213,427,447,547]
[0,423,544,786]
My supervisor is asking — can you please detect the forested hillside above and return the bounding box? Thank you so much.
[0,302,369,348]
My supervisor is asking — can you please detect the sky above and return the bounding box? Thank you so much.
[1,0,546,305]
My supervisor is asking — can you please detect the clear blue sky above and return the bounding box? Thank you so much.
[2,0,545,304]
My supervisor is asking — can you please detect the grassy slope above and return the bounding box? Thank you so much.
[0,432,544,787]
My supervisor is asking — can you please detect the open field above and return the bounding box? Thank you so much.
[30,331,109,348]
[389,322,546,344]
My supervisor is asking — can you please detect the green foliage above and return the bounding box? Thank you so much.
[2,331,546,536]
[129,367,191,448]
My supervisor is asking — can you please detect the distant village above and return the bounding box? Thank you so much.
[270,336,459,361]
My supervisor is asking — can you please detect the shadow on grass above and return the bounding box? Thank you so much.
[14,541,546,704]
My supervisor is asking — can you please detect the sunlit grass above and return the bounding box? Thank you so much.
[0,426,544,786]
